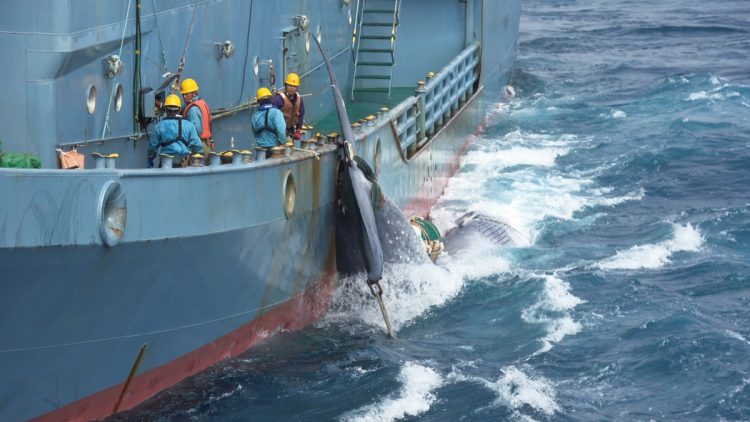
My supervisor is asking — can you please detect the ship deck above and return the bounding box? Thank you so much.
[313,87,416,135]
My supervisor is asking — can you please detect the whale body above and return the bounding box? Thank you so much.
[442,211,529,252]
[336,158,525,275]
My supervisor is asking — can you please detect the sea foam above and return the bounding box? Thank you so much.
[342,362,443,422]
[595,222,703,270]
[521,274,584,354]
[323,249,510,333]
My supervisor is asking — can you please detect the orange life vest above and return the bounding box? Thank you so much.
[278,91,302,130]
[183,98,212,140]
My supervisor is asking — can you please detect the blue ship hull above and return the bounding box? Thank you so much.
[0,1,520,420]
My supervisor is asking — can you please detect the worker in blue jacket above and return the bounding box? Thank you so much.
[148,94,204,167]
[252,87,287,150]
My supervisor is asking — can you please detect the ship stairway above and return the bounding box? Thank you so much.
[351,0,401,101]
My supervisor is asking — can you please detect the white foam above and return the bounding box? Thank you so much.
[729,378,750,397]
[489,366,559,416]
[342,362,443,422]
[612,109,626,119]
[590,187,645,207]
[445,365,558,417]
[668,76,690,85]
[595,223,703,270]
[431,129,604,244]
[322,250,511,333]
[600,109,627,119]
[687,85,738,102]
[521,274,584,354]
[725,329,750,346]
[460,144,569,170]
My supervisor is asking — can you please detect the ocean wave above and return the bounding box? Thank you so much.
[323,249,511,333]
[687,91,727,101]
[594,222,703,270]
[686,77,745,102]
[341,362,443,422]
[589,187,645,207]
[521,274,584,354]
[447,364,559,417]
[624,25,748,36]
[487,146,570,168]
[724,329,750,346]
[488,366,559,416]
[431,129,612,244]
[599,109,627,119]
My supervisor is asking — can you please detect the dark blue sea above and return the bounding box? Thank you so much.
[121,1,750,420]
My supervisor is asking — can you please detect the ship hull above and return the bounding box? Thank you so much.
[0,0,520,420]
[3,85,509,422]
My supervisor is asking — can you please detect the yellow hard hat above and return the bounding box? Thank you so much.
[284,73,300,87]
[180,78,199,94]
[256,87,272,101]
[164,94,182,109]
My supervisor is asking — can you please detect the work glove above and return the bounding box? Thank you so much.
[293,129,302,140]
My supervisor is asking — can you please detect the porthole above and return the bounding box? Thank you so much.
[374,138,382,177]
[305,32,311,53]
[97,180,127,247]
[283,170,296,219]
[114,84,123,112]
[87,85,97,114]
[316,26,322,44]
[253,56,260,78]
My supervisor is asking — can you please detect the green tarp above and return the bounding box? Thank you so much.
[0,152,41,169]
[0,138,42,168]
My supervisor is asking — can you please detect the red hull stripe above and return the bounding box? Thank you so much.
[34,270,336,422]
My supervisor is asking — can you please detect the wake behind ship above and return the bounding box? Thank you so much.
[0,1,520,420]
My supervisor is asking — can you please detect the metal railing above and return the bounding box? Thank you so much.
[387,42,481,159]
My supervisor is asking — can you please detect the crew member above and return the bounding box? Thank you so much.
[149,94,203,167]
[272,72,305,140]
[252,87,287,151]
[180,78,214,154]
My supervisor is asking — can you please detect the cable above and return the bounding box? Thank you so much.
[237,0,255,105]
[151,0,168,73]
[0,294,301,353]
[176,0,200,78]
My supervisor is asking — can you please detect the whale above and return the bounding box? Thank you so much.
[314,33,521,336]
[442,211,529,252]
[336,157,525,275]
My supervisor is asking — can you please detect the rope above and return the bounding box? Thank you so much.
[176,0,200,80]
[237,0,255,105]
[151,0,168,73]
[101,0,133,138]
[0,294,301,354]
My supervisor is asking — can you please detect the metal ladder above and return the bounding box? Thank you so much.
[351,0,401,100]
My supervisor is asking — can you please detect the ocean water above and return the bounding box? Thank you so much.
[119,1,750,420]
